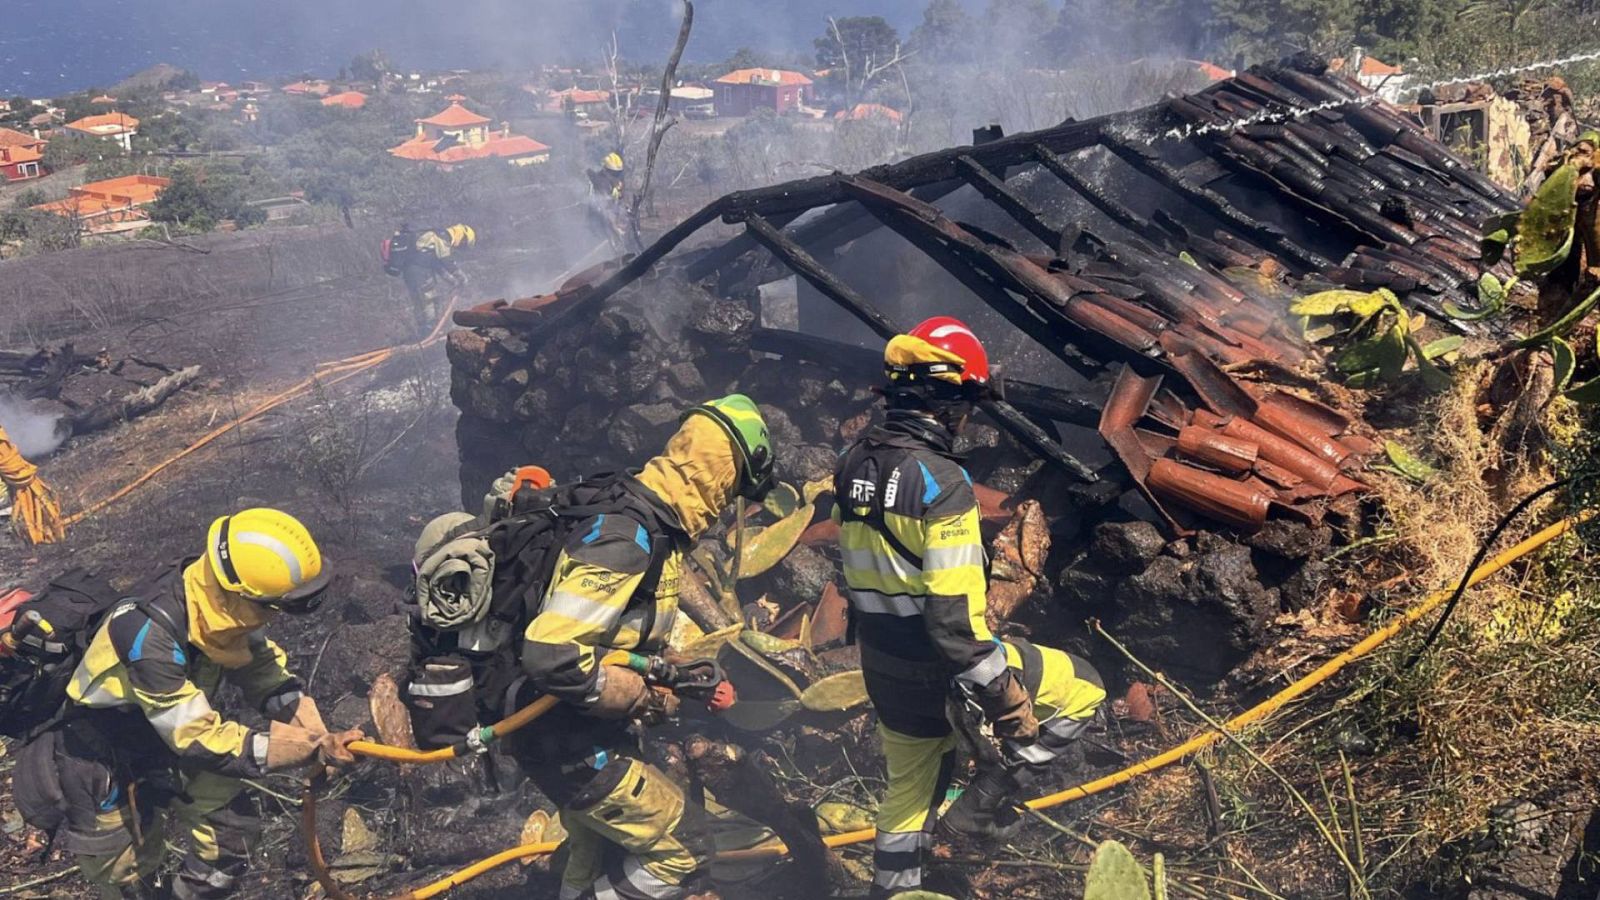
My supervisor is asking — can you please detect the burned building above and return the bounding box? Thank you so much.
[446,56,1515,680]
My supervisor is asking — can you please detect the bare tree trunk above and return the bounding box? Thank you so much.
[628,0,694,250]
[68,365,200,435]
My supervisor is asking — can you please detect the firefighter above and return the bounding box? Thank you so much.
[13,508,363,900]
[511,395,774,900]
[832,316,1106,896]
[589,151,626,202]
[383,223,476,336]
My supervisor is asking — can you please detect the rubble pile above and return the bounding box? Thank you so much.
[448,57,1519,685]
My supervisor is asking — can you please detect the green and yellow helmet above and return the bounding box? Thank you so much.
[684,394,775,502]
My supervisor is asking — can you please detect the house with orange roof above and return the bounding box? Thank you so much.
[388,100,550,169]
[713,68,813,116]
[64,112,140,151]
[322,91,368,110]
[834,102,902,124]
[0,127,47,181]
[33,174,170,232]
[91,94,118,105]
[282,80,332,97]
[542,86,613,118]
[1328,52,1409,101]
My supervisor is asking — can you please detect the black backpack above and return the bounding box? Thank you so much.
[0,568,123,740]
[404,473,673,749]
[382,230,417,276]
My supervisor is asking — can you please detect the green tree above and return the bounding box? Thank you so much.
[725,47,764,71]
[909,0,976,64]
[1207,0,1360,62]
[814,16,905,106]
[349,49,392,83]
[42,132,125,170]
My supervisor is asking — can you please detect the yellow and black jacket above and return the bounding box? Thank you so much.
[66,558,302,779]
[833,411,1026,736]
[521,413,738,713]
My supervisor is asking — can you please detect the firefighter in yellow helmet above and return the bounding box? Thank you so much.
[832,318,1106,897]
[510,395,774,900]
[384,222,476,337]
[13,509,363,900]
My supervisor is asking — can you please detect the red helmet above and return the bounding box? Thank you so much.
[908,316,990,385]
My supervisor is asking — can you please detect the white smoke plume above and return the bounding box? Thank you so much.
[0,394,68,459]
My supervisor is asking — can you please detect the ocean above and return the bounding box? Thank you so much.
[0,0,937,99]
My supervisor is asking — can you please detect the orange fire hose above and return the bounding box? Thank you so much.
[300,513,1585,896]
[63,299,457,528]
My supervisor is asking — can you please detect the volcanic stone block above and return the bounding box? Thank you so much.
[609,403,681,460]
[688,299,755,349]
[1089,520,1167,575]
[665,362,707,398]
[770,542,834,609]
[758,404,803,450]
[1245,520,1333,560]
[778,444,839,486]
[1111,541,1278,685]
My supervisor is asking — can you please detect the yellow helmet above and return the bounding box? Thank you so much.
[602,152,624,172]
[446,224,476,248]
[206,508,330,609]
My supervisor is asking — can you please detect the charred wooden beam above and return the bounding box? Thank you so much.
[585,118,1110,307]
[741,214,897,340]
[955,155,1062,250]
[840,175,1164,376]
[749,327,1103,428]
[1033,145,1153,242]
[68,366,200,436]
[740,215,1100,482]
[682,209,803,282]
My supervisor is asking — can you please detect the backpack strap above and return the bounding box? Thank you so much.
[835,443,926,570]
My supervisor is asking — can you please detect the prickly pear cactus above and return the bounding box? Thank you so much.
[1083,840,1151,900]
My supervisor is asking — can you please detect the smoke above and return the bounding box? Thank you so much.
[0,394,68,459]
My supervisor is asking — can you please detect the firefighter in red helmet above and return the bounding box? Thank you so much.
[831,316,1107,896]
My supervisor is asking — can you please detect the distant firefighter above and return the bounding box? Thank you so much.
[0,423,64,544]
[382,223,476,336]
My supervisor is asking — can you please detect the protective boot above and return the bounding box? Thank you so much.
[938,763,1023,841]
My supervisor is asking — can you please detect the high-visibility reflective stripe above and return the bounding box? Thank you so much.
[1042,715,1092,743]
[251,733,269,768]
[922,542,983,571]
[559,885,584,900]
[873,865,922,889]
[594,876,622,900]
[621,856,682,898]
[955,644,1007,688]
[232,529,303,583]
[1011,740,1060,765]
[874,830,927,853]
[585,665,607,706]
[840,543,920,579]
[406,678,473,697]
[148,693,216,743]
[846,588,925,617]
[263,690,302,717]
[543,591,624,629]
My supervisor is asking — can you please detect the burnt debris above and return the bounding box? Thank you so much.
[451,56,1512,533]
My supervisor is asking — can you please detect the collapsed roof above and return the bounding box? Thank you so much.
[456,55,1517,532]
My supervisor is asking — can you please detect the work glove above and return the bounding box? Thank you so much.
[264,721,324,772]
[287,695,328,732]
[317,729,366,767]
[978,673,1038,744]
[587,665,680,725]
[939,762,1025,841]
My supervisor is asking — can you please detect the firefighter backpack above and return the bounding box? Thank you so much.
[402,471,670,750]
[381,230,417,277]
[0,568,123,740]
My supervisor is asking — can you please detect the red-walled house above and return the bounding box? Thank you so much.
[0,128,46,181]
[712,68,814,116]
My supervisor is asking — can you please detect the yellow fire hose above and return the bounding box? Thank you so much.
[302,514,1585,896]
